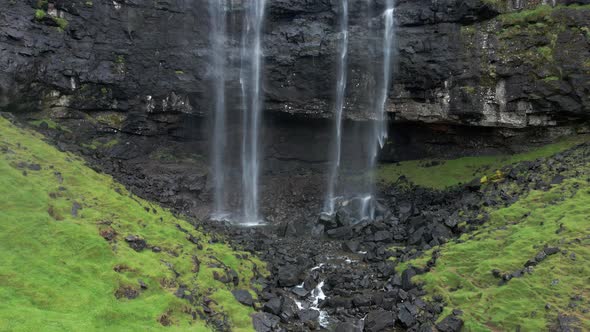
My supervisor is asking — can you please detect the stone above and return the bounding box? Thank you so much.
[401,268,416,291]
[27,163,41,171]
[263,297,283,315]
[277,265,302,287]
[334,320,363,332]
[373,230,392,242]
[138,279,148,289]
[252,313,280,332]
[279,297,298,323]
[231,289,253,306]
[364,310,395,332]
[298,309,319,327]
[71,201,82,217]
[544,247,560,255]
[436,315,464,332]
[352,294,372,307]
[124,235,147,252]
[342,240,360,253]
[398,302,418,327]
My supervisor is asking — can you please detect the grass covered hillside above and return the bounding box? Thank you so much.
[396,143,590,331]
[378,136,589,189]
[0,116,265,332]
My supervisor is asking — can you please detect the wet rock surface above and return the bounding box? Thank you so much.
[1,0,588,151]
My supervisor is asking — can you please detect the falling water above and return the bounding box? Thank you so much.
[209,0,228,220]
[240,0,266,224]
[323,0,349,215]
[360,0,396,220]
[375,1,395,149]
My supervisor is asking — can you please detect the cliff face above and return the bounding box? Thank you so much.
[1,0,589,138]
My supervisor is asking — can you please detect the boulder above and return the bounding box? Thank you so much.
[364,310,395,332]
[277,265,302,287]
[252,313,280,332]
[231,289,254,306]
[436,315,464,332]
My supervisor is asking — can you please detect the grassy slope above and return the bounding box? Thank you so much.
[398,159,590,330]
[0,117,264,332]
[378,135,589,189]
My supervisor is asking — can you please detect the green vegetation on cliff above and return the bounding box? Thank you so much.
[0,116,264,331]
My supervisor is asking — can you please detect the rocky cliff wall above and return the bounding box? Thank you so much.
[0,0,589,147]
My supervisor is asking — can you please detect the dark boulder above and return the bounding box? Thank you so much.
[364,310,395,332]
[277,265,303,287]
[124,235,147,252]
[263,297,283,316]
[436,314,464,332]
[252,313,280,332]
[231,289,254,306]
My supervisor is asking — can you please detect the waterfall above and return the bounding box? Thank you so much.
[323,0,349,216]
[209,0,228,220]
[240,0,267,225]
[360,0,396,220]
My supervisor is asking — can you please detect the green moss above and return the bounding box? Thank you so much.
[500,5,555,26]
[0,117,264,331]
[28,119,71,133]
[52,17,68,30]
[82,138,120,151]
[461,86,476,94]
[378,135,589,189]
[543,76,560,82]
[537,46,553,61]
[115,55,125,64]
[34,9,46,20]
[96,113,126,130]
[175,70,185,75]
[403,175,590,331]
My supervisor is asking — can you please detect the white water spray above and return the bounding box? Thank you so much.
[324,0,349,215]
[240,0,267,225]
[360,0,396,220]
[209,0,228,219]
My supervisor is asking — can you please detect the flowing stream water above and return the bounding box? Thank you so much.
[240,0,267,225]
[323,0,349,216]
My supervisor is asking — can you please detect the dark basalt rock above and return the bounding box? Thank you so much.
[124,235,147,252]
[231,289,254,307]
[252,312,281,332]
[436,314,464,332]
[263,297,283,316]
[277,265,303,287]
[364,310,395,332]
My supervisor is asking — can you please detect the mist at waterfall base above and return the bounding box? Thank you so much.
[207,0,397,226]
[322,0,397,223]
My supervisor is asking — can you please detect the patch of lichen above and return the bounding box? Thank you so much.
[96,112,126,130]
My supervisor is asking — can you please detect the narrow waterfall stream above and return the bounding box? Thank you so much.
[323,0,349,216]
[209,0,228,220]
[360,0,397,220]
[240,0,267,225]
